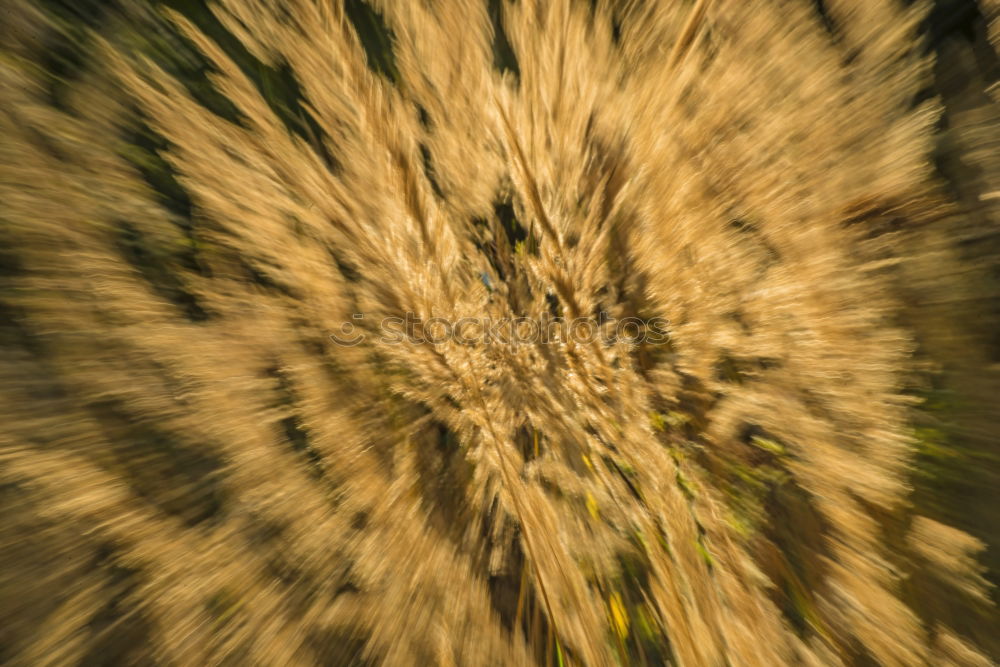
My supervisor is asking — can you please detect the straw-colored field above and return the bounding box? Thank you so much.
[1,1,998,664]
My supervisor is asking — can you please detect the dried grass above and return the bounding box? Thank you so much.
[1,0,997,664]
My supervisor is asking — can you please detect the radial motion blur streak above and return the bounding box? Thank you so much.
[1,0,998,665]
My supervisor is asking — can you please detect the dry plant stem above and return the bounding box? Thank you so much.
[0,0,997,665]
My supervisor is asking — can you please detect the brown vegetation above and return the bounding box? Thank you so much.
[1,0,998,664]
